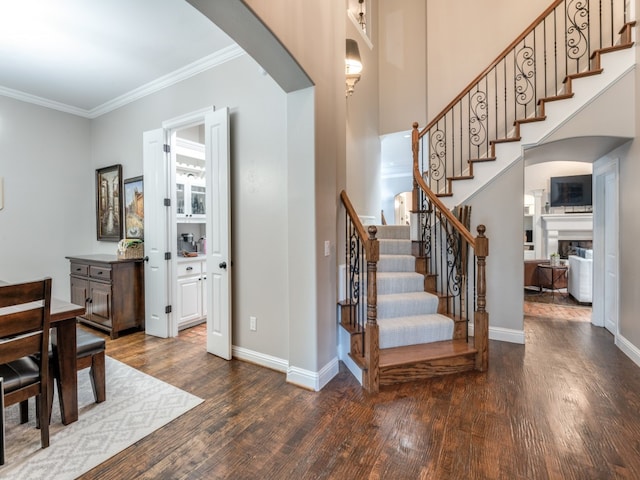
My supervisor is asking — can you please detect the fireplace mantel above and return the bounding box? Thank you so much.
[541,213,593,258]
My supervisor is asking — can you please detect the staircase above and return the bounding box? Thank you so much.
[339,0,634,393]
[415,0,636,207]
[369,225,477,385]
[339,192,488,392]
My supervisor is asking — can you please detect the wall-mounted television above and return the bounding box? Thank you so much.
[549,174,592,207]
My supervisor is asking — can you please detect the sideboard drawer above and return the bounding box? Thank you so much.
[70,263,89,276]
[90,265,112,281]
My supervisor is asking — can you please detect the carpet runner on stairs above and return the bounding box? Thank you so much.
[375,225,454,349]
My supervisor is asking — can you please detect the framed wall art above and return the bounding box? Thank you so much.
[96,164,123,241]
[123,176,144,240]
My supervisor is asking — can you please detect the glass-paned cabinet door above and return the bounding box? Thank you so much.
[176,183,185,215]
[191,185,206,216]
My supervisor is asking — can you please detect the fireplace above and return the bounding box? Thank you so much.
[541,213,593,259]
[558,240,592,258]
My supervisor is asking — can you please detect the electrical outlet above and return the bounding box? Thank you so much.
[250,316,257,331]
[324,240,331,257]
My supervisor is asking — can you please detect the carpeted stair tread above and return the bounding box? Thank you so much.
[377,291,439,319]
[378,254,416,272]
[377,272,425,295]
[379,239,412,255]
[378,313,454,349]
[375,225,410,240]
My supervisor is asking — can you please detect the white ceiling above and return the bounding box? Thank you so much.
[0,0,237,117]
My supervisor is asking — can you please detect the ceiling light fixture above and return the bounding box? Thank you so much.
[345,38,362,97]
[358,0,366,32]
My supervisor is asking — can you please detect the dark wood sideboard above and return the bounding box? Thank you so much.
[66,254,145,339]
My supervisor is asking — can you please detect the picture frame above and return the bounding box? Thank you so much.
[96,164,123,242]
[123,176,144,240]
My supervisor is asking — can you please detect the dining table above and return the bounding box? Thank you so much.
[0,281,84,425]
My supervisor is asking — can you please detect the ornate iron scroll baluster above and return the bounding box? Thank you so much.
[515,46,536,106]
[348,228,361,313]
[469,90,488,147]
[445,229,463,301]
[566,0,589,60]
[429,128,446,182]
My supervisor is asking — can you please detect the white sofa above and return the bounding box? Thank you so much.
[568,254,592,303]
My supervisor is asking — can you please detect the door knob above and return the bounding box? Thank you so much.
[219,261,227,269]
[143,256,149,262]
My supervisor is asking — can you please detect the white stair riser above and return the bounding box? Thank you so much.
[377,293,439,318]
[377,273,424,295]
[378,255,415,272]
[375,225,410,240]
[379,239,412,255]
[378,314,454,349]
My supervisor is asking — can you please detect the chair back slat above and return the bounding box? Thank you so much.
[0,308,46,338]
[0,333,42,364]
[0,281,48,308]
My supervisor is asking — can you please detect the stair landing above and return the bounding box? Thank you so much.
[379,339,477,386]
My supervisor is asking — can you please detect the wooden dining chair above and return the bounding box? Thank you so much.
[0,278,52,465]
[49,327,106,412]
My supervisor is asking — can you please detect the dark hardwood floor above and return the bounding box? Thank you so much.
[79,311,640,479]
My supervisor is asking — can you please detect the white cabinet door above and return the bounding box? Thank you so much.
[177,276,202,325]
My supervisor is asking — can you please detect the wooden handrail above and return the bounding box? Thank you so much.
[418,0,565,138]
[412,124,476,248]
[340,190,367,244]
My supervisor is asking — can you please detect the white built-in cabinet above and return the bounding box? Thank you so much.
[176,138,206,222]
[176,258,207,329]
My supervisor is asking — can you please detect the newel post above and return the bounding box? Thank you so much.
[474,225,489,371]
[364,226,380,392]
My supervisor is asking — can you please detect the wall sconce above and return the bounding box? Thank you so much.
[345,38,362,97]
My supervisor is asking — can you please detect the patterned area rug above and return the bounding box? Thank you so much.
[0,357,203,479]
[524,290,592,322]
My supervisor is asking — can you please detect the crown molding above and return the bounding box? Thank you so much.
[88,44,245,118]
[0,85,91,117]
[0,44,245,119]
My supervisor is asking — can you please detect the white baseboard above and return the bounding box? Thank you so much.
[286,357,340,391]
[615,333,640,368]
[233,345,340,391]
[232,346,288,373]
[468,323,525,344]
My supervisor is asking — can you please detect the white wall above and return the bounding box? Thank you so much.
[89,54,291,361]
[467,159,525,341]
[426,0,545,120]
[346,15,382,220]
[0,96,92,299]
[617,0,640,354]
[378,0,427,134]
[242,0,346,378]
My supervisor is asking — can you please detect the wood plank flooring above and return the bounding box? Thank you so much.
[77,310,640,479]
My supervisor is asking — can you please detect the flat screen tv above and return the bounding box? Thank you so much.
[549,174,592,207]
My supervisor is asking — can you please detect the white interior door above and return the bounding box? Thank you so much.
[205,108,232,359]
[143,128,171,338]
[603,170,618,334]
